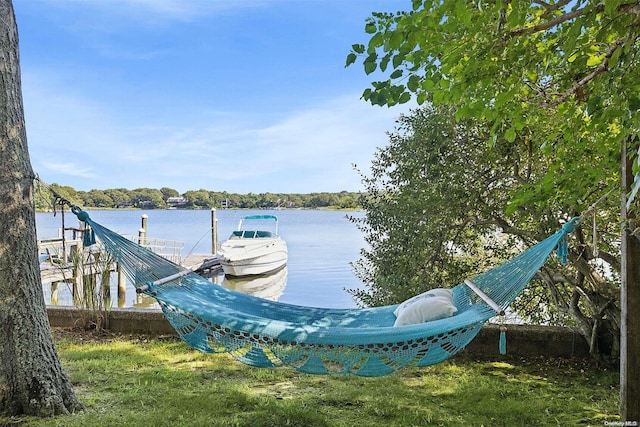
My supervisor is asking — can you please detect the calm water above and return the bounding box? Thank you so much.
[36,209,366,309]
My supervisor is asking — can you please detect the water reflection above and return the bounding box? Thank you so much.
[220,266,288,302]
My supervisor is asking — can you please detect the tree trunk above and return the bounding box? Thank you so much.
[621,141,640,422]
[0,0,83,417]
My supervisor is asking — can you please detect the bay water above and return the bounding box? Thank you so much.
[36,209,366,309]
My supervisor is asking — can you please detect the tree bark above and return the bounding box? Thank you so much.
[0,0,83,416]
[621,141,640,422]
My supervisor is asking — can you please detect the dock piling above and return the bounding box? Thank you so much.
[211,208,218,254]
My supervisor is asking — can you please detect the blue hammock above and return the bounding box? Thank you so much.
[71,207,577,377]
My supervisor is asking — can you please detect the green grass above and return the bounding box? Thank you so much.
[5,330,620,426]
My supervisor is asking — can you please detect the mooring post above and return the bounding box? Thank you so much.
[211,208,218,254]
[117,266,126,307]
[139,214,148,246]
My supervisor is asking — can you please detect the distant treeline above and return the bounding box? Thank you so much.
[35,184,364,210]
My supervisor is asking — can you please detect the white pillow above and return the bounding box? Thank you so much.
[393,288,453,317]
[393,296,458,327]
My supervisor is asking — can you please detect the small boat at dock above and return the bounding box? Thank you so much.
[217,214,288,276]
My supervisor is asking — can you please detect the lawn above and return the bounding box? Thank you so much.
[5,329,620,426]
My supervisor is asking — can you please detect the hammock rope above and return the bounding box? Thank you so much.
[69,206,578,377]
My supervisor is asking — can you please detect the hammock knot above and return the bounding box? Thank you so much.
[71,206,90,222]
[562,217,580,233]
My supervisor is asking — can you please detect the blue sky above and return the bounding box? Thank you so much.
[14,0,414,194]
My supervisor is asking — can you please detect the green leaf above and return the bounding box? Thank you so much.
[504,127,516,142]
[609,45,622,67]
[352,44,365,54]
[345,53,357,67]
[392,53,405,69]
[505,199,519,216]
[563,20,582,55]
[376,89,388,106]
[494,91,511,109]
[365,23,376,34]
[407,75,420,92]
[390,69,403,79]
[423,79,435,91]
[364,53,378,75]
[433,89,444,104]
[604,0,624,16]
[586,54,602,67]
[380,55,390,72]
[389,31,404,50]
[369,32,385,51]
[399,92,412,104]
[364,61,377,75]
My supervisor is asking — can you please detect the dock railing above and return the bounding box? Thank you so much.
[126,236,184,264]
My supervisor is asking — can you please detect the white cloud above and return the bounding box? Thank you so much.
[44,162,97,179]
[25,76,409,193]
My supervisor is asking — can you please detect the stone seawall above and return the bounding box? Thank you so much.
[47,306,591,359]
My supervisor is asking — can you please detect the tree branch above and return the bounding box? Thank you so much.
[547,37,626,106]
[509,6,587,38]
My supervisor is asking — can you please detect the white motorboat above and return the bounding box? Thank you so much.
[217,214,288,276]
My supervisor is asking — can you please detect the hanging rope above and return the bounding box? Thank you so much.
[578,185,618,260]
[34,176,95,245]
[578,185,619,220]
[555,185,618,264]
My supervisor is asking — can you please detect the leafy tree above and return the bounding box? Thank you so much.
[159,187,179,200]
[346,0,638,203]
[104,188,131,207]
[129,187,165,209]
[0,0,83,416]
[183,189,213,208]
[347,0,640,419]
[84,189,114,208]
[351,104,620,357]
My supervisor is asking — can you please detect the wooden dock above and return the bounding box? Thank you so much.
[38,208,224,304]
[181,254,222,278]
[38,237,116,282]
[39,237,223,303]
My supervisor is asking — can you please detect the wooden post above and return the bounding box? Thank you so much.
[71,243,83,303]
[620,141,640,422]
[139,214,148,246]
[211,208,218,254]
[117,266,126,307]
[141,213,148,233]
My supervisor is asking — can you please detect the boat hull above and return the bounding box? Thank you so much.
[217,238,288,276]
